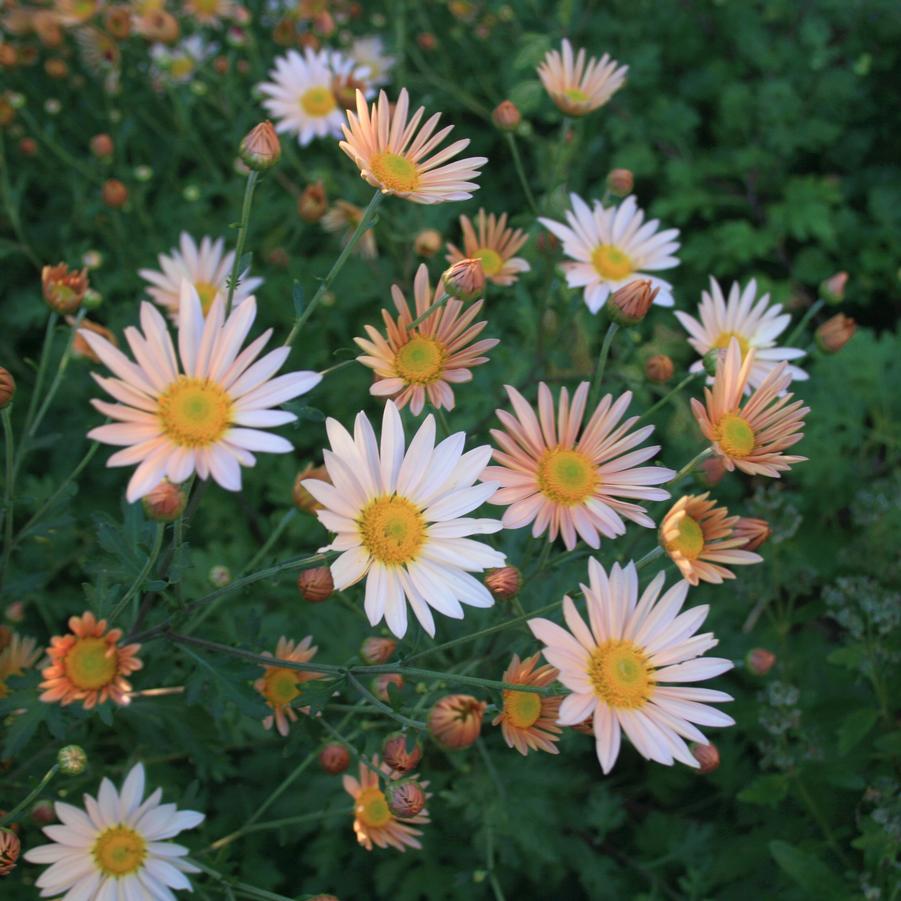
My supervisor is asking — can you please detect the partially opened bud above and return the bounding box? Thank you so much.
[360,636,397,665]
[240,121,281,170]
[645,354,674,383]
[318,742,351,774]
[58,745,87,775]
[746,648,776,676]
[101,179,128,208]
[139,10,180,44]
[428,694,486,750]
[413,228,442,257]
[442,258,485,302]
[292,463,329,511]
[816,313,855,353]
[820,271,848,305]
[142,480,187,522]
[372,673,403,701]
[733,517,771,552]
[691,742,719,774]
[298,567,334,603]
[0,368,15,409]
[298,181,327,222]
[209,565,231,587]
[492,100,521,131]
[699,456,726,487]
[606,279,658,326]
[0,828,20,876]
[606,168,634,197]
[382,732,422,773]
[484,566,521,600]
[702,347,723,376]
[42,263,88,313]
[385,779,426,818]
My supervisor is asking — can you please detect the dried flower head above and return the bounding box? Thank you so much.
[42,263,88,314]
[428,694,486,750]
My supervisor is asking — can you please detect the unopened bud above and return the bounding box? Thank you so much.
[297,180,327,222]
[645,354,674,384]
[360,636,397,665]
[484,566,521,601]
[385,779,426,818]
[606,279,658,326]
[141,480,187,522]
[699,456,726,487]
[0,626,10,652]
[0,368,15,409]
[318,742,351,774]
[372,673,403,701]
[382,732,422,773]
[70,318,117,363]
[308,896,340,901]
[57,745,87,775]
[691,742,719,774]
[30,800,54,826]
[293,464,329,511]
[101,178,128,208]
[820,271,848,305]
[442,258,485,302]
[733,517,771,552]
[240,121,281,171]
[18,136,37,156]
[746,648,776,676]
[139,10,180,44]
[428,694,486,750]
[413,228,442,257]
[42,263,88,314]
[492,100,521,132]
[816,313,855,353]
[606,168,634,197]
[298,567,334,603]
[209,565,231,587]
[0,828,20,876]
[702,347,724,377]
[536,232,560,255]
[416,32,437,51]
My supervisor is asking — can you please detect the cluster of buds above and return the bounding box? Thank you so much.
[318,742,351,775]
[381,732,422,773]
[42,263,88,314]
[298,567,334,603]
[240,121,281,171]
[442,258,485,302]
[816,313,855,353]
[360,636,397,665]
[427,694,486,750]
[385,779,426,818]
[606,279,658,326]
[484,566,521,601]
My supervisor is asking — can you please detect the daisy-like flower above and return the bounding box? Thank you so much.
[38,611,142,709]
[340,88,487,204]
[184,0,235,26]
[492,653,563,756]
[529,559,735,773]
[660,493,763,586]
[259,48,366,146]
[139,232,263,320]
[0,631,40,697]
[303,401,505,638]
[83,287,321,502]
[539,193,680,312]
[253,635,321,737]
[482,382,674,551]
[322,200,378,259]
[23,763,204,898]
[538,39,628,117]
[150,34,214,86]
[343,756,429,852]
[675,277,808,390]
[354,263,498,415]
[691,339,809,477]
[348,35,395,87]
[445,208,530,286]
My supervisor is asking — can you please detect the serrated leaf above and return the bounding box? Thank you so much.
[837,708,879,755]
[3,703,48,757]
[769,841,844,899]
[180,645,268,719]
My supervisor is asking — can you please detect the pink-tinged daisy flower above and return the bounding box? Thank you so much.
[691,339,809,477]
[482,383,674,551]
[660,493,763,586]
[348,35,395,88]
[0,631,40,698]
[253,635,321,737]
[339,88,487,204]
[303,401,505,638]
[38,611,142,709]
[354,263,498,415]
[537,38,628,117]
[138,231,262,320]
[23,763,204,898]
[343,756,429,852]
[83,286,321,502]
[445,208,530,286]
[492,653,563,756]
[675,277,808,390]
[529,559,735,773]
[539,193,680,313]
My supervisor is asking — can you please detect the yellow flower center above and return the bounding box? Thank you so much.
[394,336,445,385]
[158,376,232,448]
[193,280,219,314]
[358,496,426,566]
[193,0,220,13]
[503,690,542,729]
[475,247,504,277]
[666,514,705,560]
[588,639,654,709]
[64,637,117,691]
[169,57,195,80]
[93,826,147,877]
[717,414,755,458]
[300,85,336,117]
[563,87,589,104]
[712,331,750,357]
[370,151,420,193]
[591,245,633,281]
[537,448,598,506]
[262,667,300,708]
[356,787,393,829]
[0,682,9,699]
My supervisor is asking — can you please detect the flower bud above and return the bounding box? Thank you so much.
[267,247,289,268]
[30,800,55,826]
[292,463,329,511]
[0,368,15,409]
[746,648,776,676]
[297,180,327,222]
[691,742,719,774]
[385,779,426,818]
[413,228,442,258]
[82,250,103,270]
[90,133,114,159]
[820,271,848,305]
[57,745,87,775]
[5,601,24,623]
[69,317,116,363]
[318,742,351,774]
[570,716,594,735]
[698,456,726,487]
[0,45,16,69]
[733,517,771,552]
[702,347,723,376]
[816,313,855,353]
[42,263,88,314]
[382,732,422,773]
[209,565,231,587]
[360,636,397,665]
[606,279,658,326]
[298,566,334,603]
[240,121,281,171]
[492,100,521,132]
[442,258,485,302]
[428,694,486,750]
[105,6,132,39]
[645,354,674,384]
[416,32,437,51]
[139,10,180,44]
[484,566,521,601]
[372,673,403,702]
[308,896,340,901]
[536,232,560,255]
[0,828,20,876]
[141,480,187,522]
[45,57,68,79]
[101,178,128,208]
[606,168,634,197]
[19,136,37,156]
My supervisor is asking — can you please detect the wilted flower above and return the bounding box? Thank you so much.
[42,263,88,314]
[298,566,334,603]
[816,313,856,353]
[428,694,486,750]
[645,354,674,383]
[240,120,281,170]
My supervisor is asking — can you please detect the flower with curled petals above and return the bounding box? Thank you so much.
[492,653,563,756]
[253,635,322,737]
[445,208,530,286]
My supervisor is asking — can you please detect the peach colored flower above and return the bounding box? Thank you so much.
[0,631,40,698]
[253,635,321,737]
[492,653,562,755]
[537,38,628,117]
[428,694,486,749]
[445,209,529,286]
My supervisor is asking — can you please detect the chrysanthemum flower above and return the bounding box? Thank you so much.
[83,288,321,502]
[660,493,762,586]
[530,559,735,773]
[322,200,378,259]
[38,611,142,709]
[539,193,680,312]
[348,35,395,87]
[482,383,674,551]
[343,756,429,852]
[354,263,498,415]
[253,635,321,737]
[139,232,262,319]
[428,694,487,750]
[675,277,807,390]
[150,34,213,85]
[340,88,487,204]
[691,339,809,477]
[492,653,563,756]
[537,38,628,117]
[0,631,40,697]
[23,763,204,898]
[303,401,504,638]
[445,209,530,286]
[184,0,235,26]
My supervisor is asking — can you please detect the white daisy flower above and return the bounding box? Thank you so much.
[675,276,808,391]
[23,763,204,899]
[529,559,735,773]
[150,34,215,85]
[348,35,395,87]
[303,400,506,639]
[138,232,263,321]
[83,285,321,502]
[539,193,680,313]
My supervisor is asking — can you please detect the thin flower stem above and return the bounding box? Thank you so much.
[109,523,166,623]
[635,545,664,570]
[0,765,59,827]
[188,858,300,901]
[795,776,853,869]
[320,358,357,377]
[589,322,619,408]
[15,313,58,478]
[207,811,347,852]
[638,371,701,422]
[355,664,558,696]
[283,189,383,347]
[347,672,428,730]
[434,406,452,438]
[241,509,296,576]
[225,170,259,317]
[406,290,450,329]
[1,409,15,580]
[669,447,713,486]
[785,298,824,347]
[505,132,539,216]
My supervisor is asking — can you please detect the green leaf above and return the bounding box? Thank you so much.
[738,774,789,807]
[180,646,268,720]
[3,702,48,758]
[769,841,844,899]
[837,708,879,755]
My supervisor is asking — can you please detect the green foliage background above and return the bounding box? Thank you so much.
[1,1,900,899]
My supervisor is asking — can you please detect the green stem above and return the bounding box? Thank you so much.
[670,447,712,485]
[638,371,701,422]
[283,189,383,347]
[226,170,259,317]
[1,408,15,580]
[207,811,346,852]
[188,858,300,901]
[505,132,539,216]
[355,664,558,696]
[589,322,619,407]
[406,291,450,329]
[16,313,58,476]
[0,133,39,267]
[0,765,58,827]
[795,776,852,869]
[635,545,664,570]
[785,299,824,347]
[109,522,166,623]
[347,672,427,730]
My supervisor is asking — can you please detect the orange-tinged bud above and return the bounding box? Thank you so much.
[69,317,117,362]
[416,32,437,51]
[298,567,334,603]
[492,100,521,131]
[0,828,20,876]
[385,779,426,818]
[371,673,403,702]
[90,133,114,158]
[0,626,10,652]
[213,55,229,75]
[442,258,485,302]
[360,636,397,665]
[138,10,180,44]
[816,313,855,353]
[42,263,88,314]
[606,168,634,197]
[318,742,351,774]
[297,32,320,51]
[606,279,658,326]
[105,5,132,39]
[536,232,560,255]
[0,45,17,69]
[820,271,848,305]
[746,647,776,676]
[0,368,15,409]
[733,517,771,552]
[699,456,726,487]
[101,179,128,208]
[30,800,55,826]
[44,58,68,79]
[240,121,281,171]
[308,896,340,901]
[645,354,674,383]
[292,463,329,511]
[484,566,521,600]
[691,742,719,774]
[18,137,37,156]
[297,180,327,222]
[141,480,187,522]
[428,694,486,750]
[413,228,442,257]
[33,11,63,47]
[382,732,422,773]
